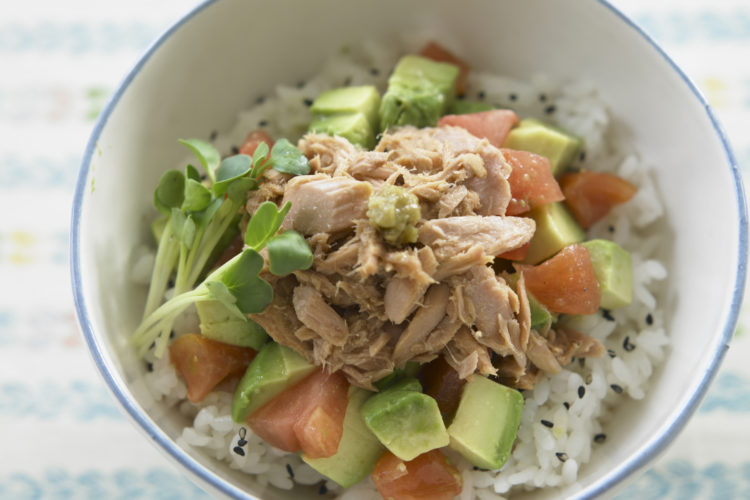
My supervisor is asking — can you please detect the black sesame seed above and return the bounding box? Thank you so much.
[200,174,207,181]
[539,93,547,102]
[579,151,586,162]
[594,433,607,444]
[231,146,240,155]
[169,330,175,339]
[318,484,328,495]
[556,452,569,462]
[370,67,380,76]
[477,90,486,100]
[646,313,654,325]
[578,385,586,398]
[233,446,245,456]
[544,104,557,114]
[296,80,306,89]
[473,466,479,471]
[145,362,153,372]
[303,98,313,107]
[209,130,218,141]
[608,225,615,233]
[286,464,295,478]
[237,438,247,447]
[608,349,616,359]
[563,402,570,410]
[611,384,623,394]
[509,93,518,101]
[258,119,268,127]
[623,336,636,352]
[541,419,554,428]
[602,309,615,322]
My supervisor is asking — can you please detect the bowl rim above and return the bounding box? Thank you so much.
[70,0,748,498]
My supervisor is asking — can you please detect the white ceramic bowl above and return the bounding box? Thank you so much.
[71,0,747,498]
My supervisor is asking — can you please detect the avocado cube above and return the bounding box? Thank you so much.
[523,202,585,265]
[373,362,421,391]
[310,85,381,130]
[528,292,558,330]
[231,342,315,423]
[447,376,523,470]
[303,387,384,487]
[309,112,375,150]
[197,300,268,349]
[581,239,633,309]
[447,100,494,115]
[360,377,449,461]
[380,55,459,131]
[503,118,582,175]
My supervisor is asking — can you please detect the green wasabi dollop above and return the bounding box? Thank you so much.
[367,185,421,247]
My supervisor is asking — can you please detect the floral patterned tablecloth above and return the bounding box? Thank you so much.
[1,0,749,498]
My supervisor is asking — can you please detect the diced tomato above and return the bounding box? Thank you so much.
[559,171,637,229]
[502,149,565,216]
[419,41,470,96]
[247,368,349,458]
[238,129,274,156]
[418,356,466,418]
[438,109,519,149]
[515,244,600,315]
[499,241,530,261]
[372,450,463,500]
[169,334,257,403]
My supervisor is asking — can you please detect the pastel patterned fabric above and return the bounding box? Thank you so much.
[1,1,748,498]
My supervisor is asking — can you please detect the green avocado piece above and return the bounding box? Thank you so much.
[310,85,381,129]
[373,361,420,391]
[523,202,585,265]
[360,377,449,461]
[303,387,384,487]
[581,239,633,309]
[447,375,523,470]
[380,55,459,131]
[447,100,494,115]
[231,342,315,423]
[309,112,375,149]
[503,118,582,175]
[196,300,268,349]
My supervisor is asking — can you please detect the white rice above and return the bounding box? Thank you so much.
[140,39,668,498]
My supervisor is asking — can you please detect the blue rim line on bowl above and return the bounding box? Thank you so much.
[70,1,748,498]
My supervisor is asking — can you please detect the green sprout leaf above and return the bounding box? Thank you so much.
[209,249,273,314]
[182,178,211,212]
[226,177,258,203]
[185,164,201,182]
[244,201,290,250]
[270,138,310,175]
[214,154,253,196]
[179,138,220,183]
[266,230,313,276]
[251,141,270,177]
[154,170,185,215]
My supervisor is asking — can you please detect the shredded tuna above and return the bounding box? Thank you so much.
[249,126,587,390]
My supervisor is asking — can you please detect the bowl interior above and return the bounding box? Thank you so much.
[72,0,745,498]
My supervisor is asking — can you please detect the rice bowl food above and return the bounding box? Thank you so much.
[128,39,669,500]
